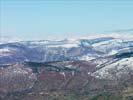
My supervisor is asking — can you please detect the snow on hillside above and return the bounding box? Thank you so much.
[93,57,133,79]
[0,48,13,56]
[0,33,133,64]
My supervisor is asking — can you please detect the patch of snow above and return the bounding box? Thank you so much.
[0,48,10,52]
[79,55,95,61]
[65,65,73,68]
[0,48,13,56]
[108,50,118,55]
[47,43,79,48]
[93,57,133,79]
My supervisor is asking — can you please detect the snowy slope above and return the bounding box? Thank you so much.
[93,57,133,79]
[0,34,133,64]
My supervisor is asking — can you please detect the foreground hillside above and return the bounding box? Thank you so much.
[0,35,133,100]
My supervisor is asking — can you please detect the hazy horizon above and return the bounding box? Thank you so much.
[1,0,133,40]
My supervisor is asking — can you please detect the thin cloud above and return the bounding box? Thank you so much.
[105,28,133,33]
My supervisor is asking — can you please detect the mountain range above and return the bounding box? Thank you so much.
[0,34,133,100]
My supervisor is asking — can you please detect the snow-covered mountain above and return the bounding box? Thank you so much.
[0,34,133,64]
[93,57,133,79]
[0,34,133,99]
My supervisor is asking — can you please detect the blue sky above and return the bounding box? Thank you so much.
[0,0,133,40]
